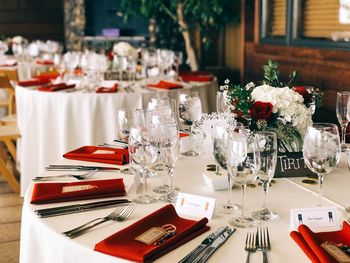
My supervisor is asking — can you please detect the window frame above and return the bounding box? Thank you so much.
[259,0,350,50]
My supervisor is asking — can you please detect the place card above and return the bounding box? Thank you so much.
[93,149,116,154]
[290,207,340,232]
[175,192,215,220]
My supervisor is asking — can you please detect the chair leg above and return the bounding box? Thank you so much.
[0,158,19,193]
[3,138,17,161]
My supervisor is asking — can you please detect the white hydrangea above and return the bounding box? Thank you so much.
[251,84,312,136]
[113,42,137,59]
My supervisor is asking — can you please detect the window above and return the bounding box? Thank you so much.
[260,0,350,49]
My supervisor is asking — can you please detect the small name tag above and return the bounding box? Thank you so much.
[93,149,115,154]
[175,192,215,220]
[290,207,340,232]
[62,184,98,193]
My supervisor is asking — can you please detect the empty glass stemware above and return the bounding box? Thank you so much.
[216,91,230,113]
[117,108,131,143]
[159,122,180,203]
[336,92,350,152]
[252,131,279,221]
[179,91,202,156]
[212,122,242,214]
[303,123,341,206]
[227,131,260,228]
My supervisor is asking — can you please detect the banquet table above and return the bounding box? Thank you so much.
[20,153,350,263]
[16,80,217,196]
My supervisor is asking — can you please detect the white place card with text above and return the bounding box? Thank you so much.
[175,192,215,220]
[290,207,340,232]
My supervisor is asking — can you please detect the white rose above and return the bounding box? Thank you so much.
[113,42,137,59]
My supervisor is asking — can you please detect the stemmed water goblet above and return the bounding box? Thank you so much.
[252,131,279,221]
[227,130,260,228]
[212,122,243,214]
[129,109,158,204]
[336,92,350,152]
[159,122,180,203]
[117,108,131,143]
[216,91,230,113]
[178,91,202,156]
[303,123,341,207]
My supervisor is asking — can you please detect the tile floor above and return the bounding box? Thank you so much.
[0,175,22,263]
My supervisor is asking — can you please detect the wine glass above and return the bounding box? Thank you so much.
[179,91,202,156]
[227,130,260,228]
[129,112,158,204]
[117,108,131,143]
[159,122,180,203]
[212,122,243,214]
[303,123,341,207]
[336,92,350,152]
[252,131,279,221]
[216,91,230,113]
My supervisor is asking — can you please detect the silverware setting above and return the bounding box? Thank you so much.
[256,226,271,263]
[179,226,235,263]
[99,142,128,149]
[45,164,120,171]
[33,169,98,181]
[63,203,136,239]
[35,199,131,218]
[245,232,256,263]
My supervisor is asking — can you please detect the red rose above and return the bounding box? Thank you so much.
[294,86,312,104]
[250,101,273,120]
[106,50,114,61]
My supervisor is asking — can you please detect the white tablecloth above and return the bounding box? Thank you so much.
[16,81,217,196]
[20,154,350,263]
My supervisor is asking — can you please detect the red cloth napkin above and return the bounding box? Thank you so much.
[63,146,129,165]
[94,204,209,262]
[34,71,59,81]
[30,178,126,204]
[290,221,350,263]
[35,59,54,65]
[179,71,214,82]
[18,79,51,87]
[179,132,190,138]
[147,80,183,90]
[37,83,75,92]
[96,83,118,93]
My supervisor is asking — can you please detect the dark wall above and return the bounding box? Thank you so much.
[85,0,148,36]
[0,0,63,41]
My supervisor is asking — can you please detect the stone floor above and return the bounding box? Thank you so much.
[0,175,23,263]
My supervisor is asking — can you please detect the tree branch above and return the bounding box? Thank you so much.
[160,2,178,22]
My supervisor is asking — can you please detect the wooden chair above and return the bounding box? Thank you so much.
[0,73,16,124]
[0,125,20,193]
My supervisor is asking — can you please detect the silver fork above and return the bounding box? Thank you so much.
[63,204,136,239]
[245,232,256,263]
[33,169,98,181]
[256,226,271,263]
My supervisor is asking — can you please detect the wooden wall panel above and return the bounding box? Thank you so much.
[0,0,63,41]
[243,0,350,114]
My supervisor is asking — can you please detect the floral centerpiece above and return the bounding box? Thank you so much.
[220,60,322,152]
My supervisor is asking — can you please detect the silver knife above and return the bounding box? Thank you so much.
[35,199,131,217]
[45,165,120,171]
[178,226,229,263]
[192,227,236,263]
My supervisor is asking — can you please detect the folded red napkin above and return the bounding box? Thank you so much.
[35,59,54,65]
[18,79,51,87]
[37,83,75,92]
[179,71,214,82]
[31,178,126,204]
[179,132,190,138]
[290,221,350,263]
[96,83,118,93]
[63,146,129,165]
[147,80,183,90]
[34,71,59,81]
[94,204,209,262]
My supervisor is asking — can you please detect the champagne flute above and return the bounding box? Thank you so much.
[227,131,260,228]
[252,131,279,221]
[216,91,230,113]
[336,92,350,152]
[117,108,131,143]
[303,123,341,206]
[159,122,180,203]
[179,91,202,156]
[212,122,242,213]
[129,118,158,204]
